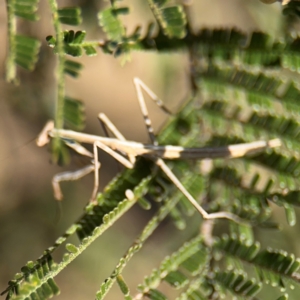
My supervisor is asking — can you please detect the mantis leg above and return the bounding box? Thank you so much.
[52,164,96,201]
[52,139,134,203]
[97,113,136,164]
[133,79,243,222]
[133,77,172,146]
[89,140,134,202]
[154,158,245,224]
[50,139,95,201]
[50,115,136,202]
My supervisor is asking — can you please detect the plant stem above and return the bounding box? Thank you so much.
[5,0,17,83]
[48,0,65,130]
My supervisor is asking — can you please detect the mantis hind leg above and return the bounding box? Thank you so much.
[89,140,134,203]
[155,158,245,224]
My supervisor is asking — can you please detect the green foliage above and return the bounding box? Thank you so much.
[1,255,60,300]
[6,0,41,82]
[57,7,82,25]
[214,270,261,298]
[64,59,83,78]
[14,34,40,70]
[148,0,187,38]
[283,1,300,18]
[46,30,98,57]
[2,164,151,299]
[98,4,128,41]
[5,0,300,299]
[63,96,85,130]
[14,0,39,21]
[214,234,300,290]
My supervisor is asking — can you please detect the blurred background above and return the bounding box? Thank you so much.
[0,0,295,299]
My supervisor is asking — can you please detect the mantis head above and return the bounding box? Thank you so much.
[36,120,54,147]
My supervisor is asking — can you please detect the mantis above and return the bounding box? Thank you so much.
[37,78,281,224]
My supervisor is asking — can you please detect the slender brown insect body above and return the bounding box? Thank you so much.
[37,78,282,224]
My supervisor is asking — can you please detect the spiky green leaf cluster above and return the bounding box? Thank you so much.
[57,7,82,25]
[1,255,59,300]
[13,0,40,21]
[214,235,300,288]
[148,0,187,38]
[134,232,300,299]
[14,35,40,71]
[98,4,129,41]
[46,30,97,57]
[6,0,41,82]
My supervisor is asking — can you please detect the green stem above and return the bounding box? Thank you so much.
[5,0,17,83]
[48,0,65,130]
[147,0,165,31]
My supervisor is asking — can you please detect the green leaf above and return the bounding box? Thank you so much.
[2,255,60,300]
[15,35,40,70]
[83,45,97,56]
[58,7,82,25]
[137,196,152,210]
[116,275,130,297]
[14,0,39,21]
[64,44,82,57]
[215,270,262,298]
[276,294,289,300]
[64,97,85,130]
[146,289,167,300]
[271,191,300,207]
[98,7,127,41]
[180,249,210,275]
[47,31,90,56]
[64,59,83,78]
[284,204,296,226]
[168,207,186,230]
[164,271,188,289]
[149,2,187,38]
[73,30,86,43]
[65,243,78,254]
[46,35,56,48]
[153,0,168,7]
